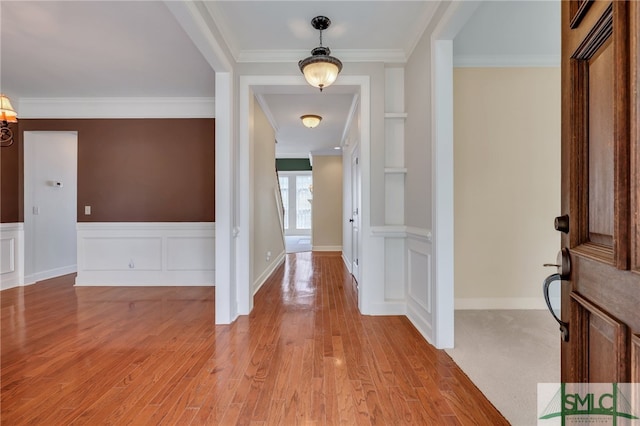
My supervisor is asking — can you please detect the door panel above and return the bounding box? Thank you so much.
[587,39,614,247]
[632,335,640,382]
[632,1,640,274]
[571,292,627,382]
[560,0,639,383]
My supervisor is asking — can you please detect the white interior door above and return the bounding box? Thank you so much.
[24,131,78,282]
[351,151,360,283]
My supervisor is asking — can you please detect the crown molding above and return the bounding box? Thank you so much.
[405,1,442,59]
[18,97,215,119]
[199,1,241,62]
[453,54,560,68]
[237,49,407,64]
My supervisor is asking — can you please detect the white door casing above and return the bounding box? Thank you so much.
[351,149,361,284]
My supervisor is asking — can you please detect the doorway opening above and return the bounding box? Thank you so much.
[278,171,312,253]
[23,131,78,284]
[441,2,562,424]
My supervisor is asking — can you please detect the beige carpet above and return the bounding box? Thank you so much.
[446,310,560,426]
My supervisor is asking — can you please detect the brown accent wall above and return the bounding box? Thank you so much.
[0,123,20,223]
[16,118,214,222]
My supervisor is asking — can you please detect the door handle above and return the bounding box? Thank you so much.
[349,218,354,223]
[543,248,570,342]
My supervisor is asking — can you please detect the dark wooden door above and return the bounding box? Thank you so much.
[560,0,639,383]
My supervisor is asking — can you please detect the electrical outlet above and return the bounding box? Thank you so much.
[266,251,271,262]
[84,205,91,215]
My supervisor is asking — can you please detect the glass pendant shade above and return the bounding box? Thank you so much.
[301,114,322,128]
[0,95,17,123]
[299,48,342,91]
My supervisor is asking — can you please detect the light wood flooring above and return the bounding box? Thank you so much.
[1,251,507,425]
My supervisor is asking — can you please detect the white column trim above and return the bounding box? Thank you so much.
[430,1,481,350]
[215,72,236,324]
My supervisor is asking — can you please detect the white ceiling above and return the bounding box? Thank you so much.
[0,1,216,98]
[0,1,560,158]
[454,1,560,66]
[204,1,439,63]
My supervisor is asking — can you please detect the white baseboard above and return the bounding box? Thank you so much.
[367,301,407,315]
[312,245,342,252]
[407,303,435,347]
[455,297,549,310]
[253,251,286,295]
[341,253,352,273]
[25,265,77,285]
[75,222,215,286]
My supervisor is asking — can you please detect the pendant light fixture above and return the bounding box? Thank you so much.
[300,114,322,128]
[298,16,343,92]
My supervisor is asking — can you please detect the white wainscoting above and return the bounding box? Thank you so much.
[76,222,215,286]
[405,228,434,345]
[0,223,25,290]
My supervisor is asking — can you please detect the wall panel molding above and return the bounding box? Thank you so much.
[76,222,215,286]
[406,235,434,344]
[0,223,24,290]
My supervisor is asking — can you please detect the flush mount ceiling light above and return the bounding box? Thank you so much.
[300,114,322,128]
[298,16,343,92]
[0,94,18,147]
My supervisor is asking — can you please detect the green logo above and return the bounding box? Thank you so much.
[538,383,639,425]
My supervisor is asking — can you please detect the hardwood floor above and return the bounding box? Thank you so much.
[1,252,507,425]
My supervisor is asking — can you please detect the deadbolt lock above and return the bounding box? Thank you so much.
[554,215,569,234]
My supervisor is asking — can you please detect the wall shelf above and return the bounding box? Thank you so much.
[384,112,408,119]
[384,167,408,174]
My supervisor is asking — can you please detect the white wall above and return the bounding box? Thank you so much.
[453,67,561,309]
[312,155,343,251]
[252,96,285,293]
[405,5,449,230]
